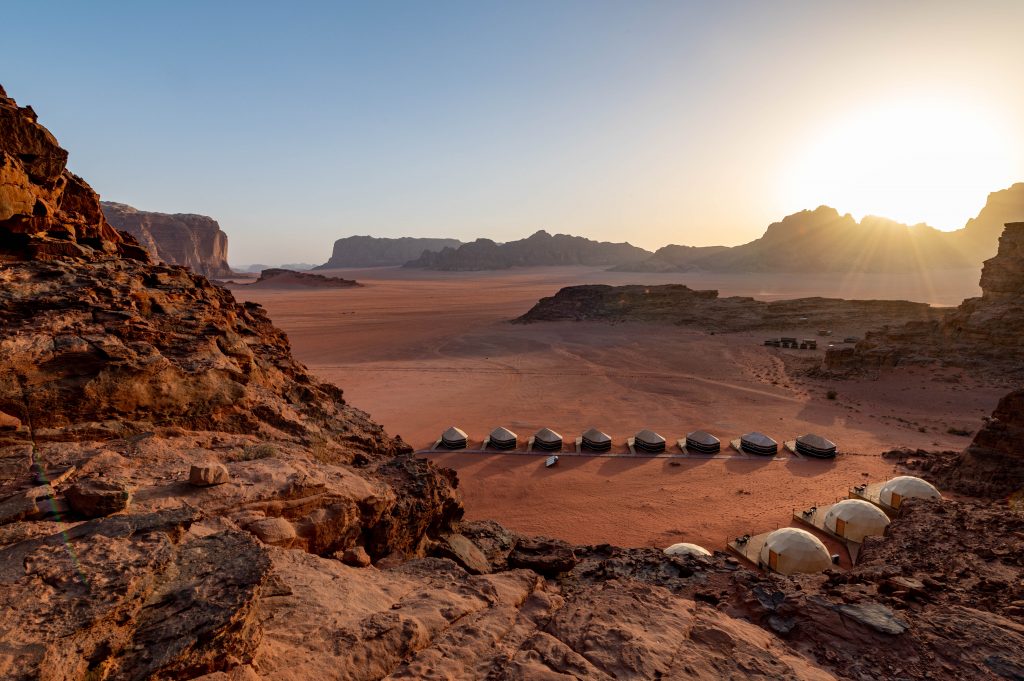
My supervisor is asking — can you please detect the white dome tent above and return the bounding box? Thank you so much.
[759,527,832,575]
[880,476,941,510]
[664,542,712,558]
[824,499,890,542]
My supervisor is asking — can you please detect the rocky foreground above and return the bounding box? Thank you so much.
[1,84,1022,680]
[515,283,944,332]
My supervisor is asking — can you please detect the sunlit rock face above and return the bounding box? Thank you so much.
[825,222,1024,376]
[101,201,232,277]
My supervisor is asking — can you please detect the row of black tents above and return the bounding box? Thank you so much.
[437,427,837,458]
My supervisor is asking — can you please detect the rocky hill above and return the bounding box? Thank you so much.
[405,229,652,270]
[516,283,944,332]
[317,235,462,269]
[240,268,361,289]
[826,222,1024,377]
[1,83,1022,680]
[617,187,1024,274]
[101,201,232,278]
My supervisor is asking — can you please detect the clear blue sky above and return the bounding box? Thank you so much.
[5,1,1023,265]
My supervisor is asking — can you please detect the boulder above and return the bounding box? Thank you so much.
[189,462,230,487]
[65,479,131,517]
[432,533,491,574]
[247,517,296,547]
[508,537,577,575]
[341,546,371,567]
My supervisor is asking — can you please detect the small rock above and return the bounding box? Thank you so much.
[508,537,577,576]
[0,485,52,524]
[65,479,131,518]
[189,462,230,487]
[247,517,296,546]
[432,533,491,574]
[0,411,21,430]
[834,602,910,635]
[342,546,372,567]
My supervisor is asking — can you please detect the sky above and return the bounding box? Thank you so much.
[4,1,1024,265]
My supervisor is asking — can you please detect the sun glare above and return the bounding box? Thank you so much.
[786,99,1016,230]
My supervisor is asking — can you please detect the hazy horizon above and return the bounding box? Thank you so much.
[6,0,1024,263]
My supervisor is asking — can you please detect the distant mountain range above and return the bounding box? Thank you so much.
[403,230,652,270]
[316,235,463,269]
[614,183,1024,274]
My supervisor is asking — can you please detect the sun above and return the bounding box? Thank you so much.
[785,98,1017,230]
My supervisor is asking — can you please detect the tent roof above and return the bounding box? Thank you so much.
[442,426,467,440]
[741,432,777,448]
[760,528,832,575]
[824,500,890,540]
[490,426,517,441]
[664,542,711,557]
[796,433,836,450]
[635,429,665,445]
[686,430,720,445]
[881,476,941,502]
[535,427,562,444]
[581,427,611,443]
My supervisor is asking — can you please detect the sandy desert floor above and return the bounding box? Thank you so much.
[231,265,1006,551]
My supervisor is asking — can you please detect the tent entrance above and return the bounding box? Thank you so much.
[769,550,779,571]
[835,518,847,537]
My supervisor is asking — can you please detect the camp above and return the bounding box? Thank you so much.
[823,499,890,542]
[487,426,518,450]
[795,433,837,458]
[741,432,778,456]
[664,542,711,558]
[685,430,720,454]
[633,429,666,453]
[533,427,563,452]
[759,527,832,575]
[439,426,468,449]
[880,476,941,509]
[580,427,612,452]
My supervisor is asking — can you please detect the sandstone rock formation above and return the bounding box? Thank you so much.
[617,187,1024,274]
[405,229,652,270]
[516,283,944,332]
[101,201,232,278]
[317,235,462,268]
[2,83,1021,681]
[826,223,1024,376]
[240,268,361,289]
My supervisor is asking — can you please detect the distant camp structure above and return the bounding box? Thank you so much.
[824,499,890,543]
[664,542,711,558]
[790,433,837,459]
[579,427,612,453]
[632,429,666,454]
[880,476,941,510]
[485,426,518,451]
[531,427,563,452]
[738,432,778,456]
[438,426,468,450]
[759,527,833,576]
[684,430,721,455]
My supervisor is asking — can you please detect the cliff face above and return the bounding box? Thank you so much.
[826,223,1024,376]
[405,229,652,270]
[101,201,232,277]
[317,235,462,268]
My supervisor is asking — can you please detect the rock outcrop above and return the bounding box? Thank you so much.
[2,83,1022,681]
[239,268,361,289]
[317,235,462,269]
[101,201,232,277]
[616,187,1024,274]
[826,223,1024,376]
[516,283,944,331]
[405,230,652,270]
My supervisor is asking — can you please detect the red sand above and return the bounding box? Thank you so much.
[234,265,1003,550]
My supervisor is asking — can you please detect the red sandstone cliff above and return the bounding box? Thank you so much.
[101,201,232,278]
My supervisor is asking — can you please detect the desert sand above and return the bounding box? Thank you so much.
[232,265,1005,550]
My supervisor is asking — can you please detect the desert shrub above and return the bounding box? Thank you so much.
[826,389,838,400]
[239,443,276,460]
[947,426,973,437]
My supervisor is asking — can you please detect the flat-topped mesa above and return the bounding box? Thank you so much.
[826,223,1024,374]
[247,268,361,288]
[0,88,148,262]
[101,201,232,277]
